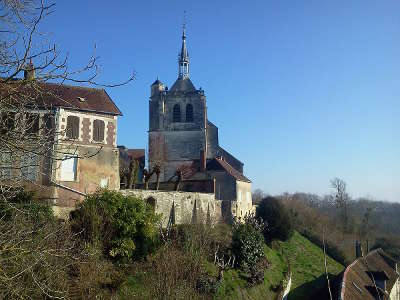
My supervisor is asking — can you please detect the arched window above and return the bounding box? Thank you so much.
[173,104,181,122]
[186,104,193,122]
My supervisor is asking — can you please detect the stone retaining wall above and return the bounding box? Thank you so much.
[121,189,223,227]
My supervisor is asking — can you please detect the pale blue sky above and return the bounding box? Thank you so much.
[40,1,399,201]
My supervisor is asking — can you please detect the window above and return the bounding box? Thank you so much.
[44,113,54,134]
[186,104,193,122]
[66,115,79,139]
[92,119,105,142]
[0,112,15,134]
[0,152,12,180]
[21,152,38,181]
[60,156,77,181]
[173,104,181,122]
[25,113,39,134]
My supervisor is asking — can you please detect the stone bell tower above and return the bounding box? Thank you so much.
[148,25,208,182]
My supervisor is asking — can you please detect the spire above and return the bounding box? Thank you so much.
[178,14,189,79]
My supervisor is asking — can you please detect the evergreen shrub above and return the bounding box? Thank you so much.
[71,189,159,261]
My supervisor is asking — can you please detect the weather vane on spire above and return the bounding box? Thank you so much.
[182,10,187,38]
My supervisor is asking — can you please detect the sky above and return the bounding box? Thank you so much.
[39,1,399,202]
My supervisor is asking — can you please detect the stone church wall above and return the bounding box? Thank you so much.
[120,189,223,227]
[208,171,237,201]
[206,121,219,159]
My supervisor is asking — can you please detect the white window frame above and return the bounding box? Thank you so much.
[60,155,77,181]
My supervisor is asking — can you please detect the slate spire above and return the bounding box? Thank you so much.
[178,20,190,79]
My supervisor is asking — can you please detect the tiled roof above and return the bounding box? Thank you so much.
[340,249,399,300]
[208,157,251,183]
[217,146,244,173]
[127,149,145,160]
[0,81,122,115]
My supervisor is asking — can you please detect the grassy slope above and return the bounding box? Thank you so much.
[119,231,344,300]
[216,244,288,300]
[218,231,344,300]
[278,231,344,300]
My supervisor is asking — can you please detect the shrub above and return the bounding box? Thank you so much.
[0,189,54,223]
[70,189,159,261]
[0,211,75,299]
[256,196,293,242]
[248,257,269,286]
[231,215,265,271]
[175,223,232,261]
[120,243,203,299]
[196,273,221,295]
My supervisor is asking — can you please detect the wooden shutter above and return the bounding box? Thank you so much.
[0,112,15,134]
[93,119,104,142]
[66,116,79,139]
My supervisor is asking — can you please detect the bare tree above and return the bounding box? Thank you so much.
[359,207,373,251]
[330,177,349,232]
[252,188,266,205]
[127,158,139,189]
[174,169,183,191]
[0,0,133,297]
[0,0,134,202]
[214,245,235,282]
[143,168,155,190]
[153,163,161,190]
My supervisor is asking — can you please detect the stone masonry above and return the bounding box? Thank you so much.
[121,189,223,227]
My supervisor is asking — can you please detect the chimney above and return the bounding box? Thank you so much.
[200,150,206,172]
[24,60,35,80]
[355,240,363,258]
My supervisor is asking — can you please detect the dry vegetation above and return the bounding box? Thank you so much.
[280,191,400,264]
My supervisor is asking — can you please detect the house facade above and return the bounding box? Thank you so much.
[0,74,121,214]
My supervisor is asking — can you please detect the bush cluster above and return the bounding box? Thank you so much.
[232,215,266,272]
[71,189,159,261]
[256,196,294,243]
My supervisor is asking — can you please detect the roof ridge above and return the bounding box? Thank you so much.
[42,81,105,92]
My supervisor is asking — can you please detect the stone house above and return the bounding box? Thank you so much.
[50,84,121,210]
[0,73,121,214]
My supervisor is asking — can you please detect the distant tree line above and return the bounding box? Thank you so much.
[254,178,400,264]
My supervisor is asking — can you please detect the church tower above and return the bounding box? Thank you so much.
[148,24,253,219]
[148,26,208,182]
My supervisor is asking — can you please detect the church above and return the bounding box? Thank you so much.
[148,26,253,218]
